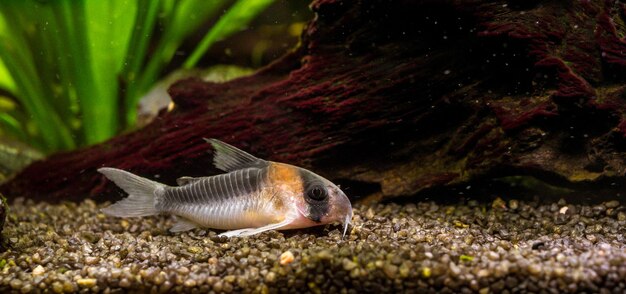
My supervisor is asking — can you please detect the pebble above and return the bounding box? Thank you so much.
[342,258,358,271]
[32,265,45,276]
[77,278,97,288]
[422,267,432,278]
[84,256,99,265]
[449,262,461,276]
[383,263,398,279]
[605,200,619,208]
[119,278,131,288]
[184,279,196,288]
[477,269,490,278]
[0,198,624,293]
[279,251,295,265]
[316,250,332,260]
[9,279,21,290]
[265,272,276,284]
[528,264,542,276]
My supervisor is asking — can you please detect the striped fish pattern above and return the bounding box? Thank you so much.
[99,139,353,238]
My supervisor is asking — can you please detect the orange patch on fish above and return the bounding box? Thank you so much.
[268,163,304,196]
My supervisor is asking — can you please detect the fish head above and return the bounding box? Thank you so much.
[296,168,353,237]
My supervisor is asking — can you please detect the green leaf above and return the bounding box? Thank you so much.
[59,0,115,144]
[0,0,278,152]
[85,0,136,138]
[0,3,75,151]
[184,0,275,68]
[0,58,15,94]
[120,0,160,88]
[0,112,26,141]
[124,0,227,126]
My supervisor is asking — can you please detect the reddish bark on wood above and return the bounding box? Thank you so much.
[3,0,626,202]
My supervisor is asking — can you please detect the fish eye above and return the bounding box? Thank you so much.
[307,186,328,201]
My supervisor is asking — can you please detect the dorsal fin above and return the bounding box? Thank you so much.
[204,138,268,172]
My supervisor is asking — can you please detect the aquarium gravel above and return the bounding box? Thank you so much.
[2,197,626,293]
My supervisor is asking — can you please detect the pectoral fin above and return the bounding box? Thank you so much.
[170,217,198,232]
[218,217,294,237]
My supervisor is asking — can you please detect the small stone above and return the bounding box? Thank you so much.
[449,262,461,276]
[188,246,202,254]
[223,282,234,293]
[586,234,597,243]
[265,272,276,284]
[477,269,490,278]
[492,197,506,210]
[208,257,218,264]
[184,279,197,288]
[213,281,223,292]
[487,252,500,261]
[383,263,398,279]
[223,275,236,283]
[177,267,190,275]
[605,200,619,208]
[84,256,99,265]
[527,264,542,276]
[62,281,75,292]
[279,251,295,265]
[51,282,63,293]
[32,265,45,276]
[153,272,166,285]
[342,258,358,271]
[10,279,22,290]
[77,278,97,288]
[399,262,410,278]
[21,283,33,293]
[120,220,129,229]
[316,250,332,260]
[508,200,519,210]
[553,267,565,277]
[422,267,432,278]
[119,278,131,288]
[505,276,518,288]
[559,206,568,214]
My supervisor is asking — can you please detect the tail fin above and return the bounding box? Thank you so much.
[98,167,164,217]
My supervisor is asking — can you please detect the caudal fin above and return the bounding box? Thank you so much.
[98,167,164,217]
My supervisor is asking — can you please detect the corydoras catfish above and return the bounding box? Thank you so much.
[99,139,353,238]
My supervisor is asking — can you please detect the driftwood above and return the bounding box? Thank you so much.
[3,0,626,202]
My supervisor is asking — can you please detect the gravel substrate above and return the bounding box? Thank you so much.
[2,197,626,293]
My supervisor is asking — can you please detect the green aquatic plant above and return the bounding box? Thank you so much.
[0,0,274,153]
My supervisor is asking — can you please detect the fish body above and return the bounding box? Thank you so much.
[99,139,352,237]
